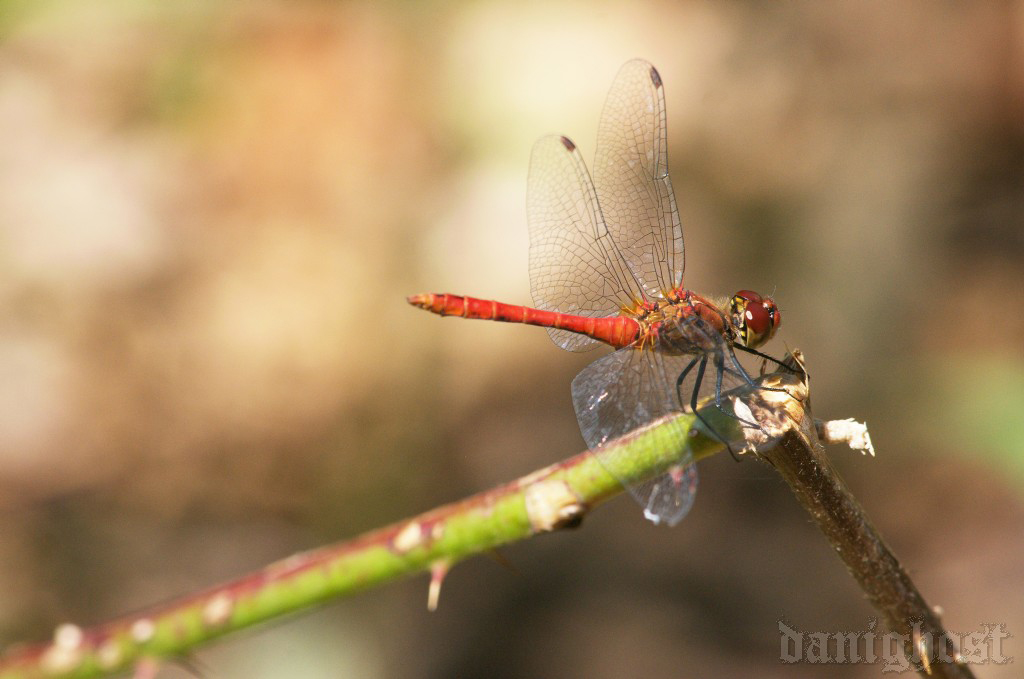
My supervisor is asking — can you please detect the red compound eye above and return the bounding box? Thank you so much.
[764,299,781,331]
[732,290,780,348]
[734,289,763,305]
[743,299,771,337]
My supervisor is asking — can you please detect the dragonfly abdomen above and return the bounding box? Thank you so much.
[407,293,640,348]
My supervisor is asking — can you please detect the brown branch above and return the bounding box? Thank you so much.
[753,352,975,678]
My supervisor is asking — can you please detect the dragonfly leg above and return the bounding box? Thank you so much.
[674,356,699,407]
[724,345,794,412]
[717,351,759,423]
[684,355,741,460]
[689,354,707,414]
[705,346,790,458]
[733,344,802,387]
[724,345,761,389]
[713,349,728,406]
[671,319,793,459]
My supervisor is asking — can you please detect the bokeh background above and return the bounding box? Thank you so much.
[2,1,1022,677]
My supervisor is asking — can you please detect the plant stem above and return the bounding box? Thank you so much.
[0,403,734,678]
[0,355,974,678]
[755,353,975,678]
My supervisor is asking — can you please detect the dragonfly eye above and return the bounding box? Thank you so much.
[765,299,781,332]
[731,290,779,348]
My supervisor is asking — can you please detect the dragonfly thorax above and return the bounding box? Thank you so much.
[635,294,731,356]
[633,290,780,355]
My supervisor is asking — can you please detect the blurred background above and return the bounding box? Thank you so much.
[1,1,1022,677]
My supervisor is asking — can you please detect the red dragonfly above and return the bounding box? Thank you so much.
[409,60,783,526]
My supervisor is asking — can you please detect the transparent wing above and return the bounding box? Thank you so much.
[527,135,646,352]
[571,348,701,526]
[572,314,782,526]
[594,59,684,299]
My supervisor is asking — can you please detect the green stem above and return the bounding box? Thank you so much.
[0,409,734,679]
[6,359,969,679]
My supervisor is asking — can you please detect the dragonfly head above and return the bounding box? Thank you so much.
[730,290,781,349]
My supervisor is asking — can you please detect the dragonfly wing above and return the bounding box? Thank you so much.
[594,59,684,299]
[571,348,700,526]
[527,135,646,352]
[571,314,791,525]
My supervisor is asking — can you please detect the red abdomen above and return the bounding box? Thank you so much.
[407,293,640,349]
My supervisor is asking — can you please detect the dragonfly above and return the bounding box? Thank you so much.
[409,59,786,526]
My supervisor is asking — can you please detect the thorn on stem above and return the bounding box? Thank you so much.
[427,561,450,612]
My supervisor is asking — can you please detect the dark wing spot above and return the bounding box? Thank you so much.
[649,65,662,88]
[559,136,576,151]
